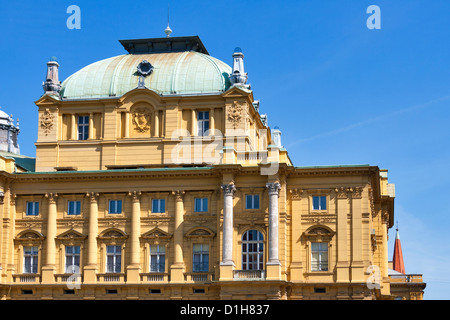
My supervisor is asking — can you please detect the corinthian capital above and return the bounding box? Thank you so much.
[86,192,99,203]
[221,184,236,197]
[172,190,185,202]
[266,182,281,195]
[45,192,58,204]
[128,191,142,202]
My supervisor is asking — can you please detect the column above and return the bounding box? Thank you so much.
[84,192,99,283]
[71,114,77,140]
[170,190,185,282]
[191,109,196,136]
[266,183,281,280]
[219,184,235,280]
[154,111,159,137]
[88,113,94,139]
[127,191,141,283]
[42,193,58,283]
[210,108,215,135]
[124,112,129,138]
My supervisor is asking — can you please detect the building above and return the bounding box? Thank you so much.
[388,228,426,300]
[0,32,425,300]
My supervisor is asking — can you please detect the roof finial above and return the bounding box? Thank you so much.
[164,4,172,37]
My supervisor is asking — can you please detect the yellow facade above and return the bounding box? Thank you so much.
[0,35,424,300]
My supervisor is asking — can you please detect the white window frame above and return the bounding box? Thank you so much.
[311,242,329,271]
[108,200,122,214]
[194,197,208,213]
[192,244,209,272]
[68,200,81,216]
[65,245,81,273]
[150,245,166,273]
[106,245,122,273]
[242,230,264,271]
[26,201,39,216]
[78,115,89,140]
[23,246,39,274]
[197,111,209,136]
[151,199,166,213]
[312,195,327,211]
[245,194,260,209]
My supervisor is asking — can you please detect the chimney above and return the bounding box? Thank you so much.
[43,57,61,94]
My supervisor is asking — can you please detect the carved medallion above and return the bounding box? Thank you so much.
[227,101,243,129]
[132,108,151,133]
[40,109,54,135]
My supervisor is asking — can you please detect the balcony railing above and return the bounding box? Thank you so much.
[140,273,169,282]
[184,272,215,282]
[233,270,266,280]
[13,274,41,283]
[390,274,424,283]
[237,151,268,162]
[97,273,126,283]
[55,273,83,284]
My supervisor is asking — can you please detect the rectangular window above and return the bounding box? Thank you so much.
[109,200,122,214]
[68,201,81,215]
[312,196,327,210]
[65,246,81,273]
[106,245,121,273]
[194,198,208,212]
[26,202,39,216]
[150,245,166,272]
[152,199,166,213]
[78,115,89,140]
[311,242,328,271]
[245,194,260,209]
[192,244,209,272]
[23,246,39,274]
[197,111,209,136]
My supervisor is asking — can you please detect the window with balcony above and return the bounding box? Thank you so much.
[65,246,80,273]
[242,230,264,270]
[311,242,328,271]
[192,244,209,272]
[150,245,166,272]
[106,245,121,273]
[23,246,39,274]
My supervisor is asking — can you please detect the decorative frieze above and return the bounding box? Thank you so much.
[40,108,54,135]
[227,101,243,129]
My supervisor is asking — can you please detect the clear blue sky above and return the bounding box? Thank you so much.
[1,0,449,299]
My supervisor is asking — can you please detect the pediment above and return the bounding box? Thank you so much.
[15,230,45,241]
[185,227,215,238]
[98,228,128,240]
[141,228,171,240]
[56,229,87,240]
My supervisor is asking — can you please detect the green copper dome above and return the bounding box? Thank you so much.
[59,51,232,99]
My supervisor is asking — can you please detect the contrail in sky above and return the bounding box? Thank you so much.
[286,95,450,147]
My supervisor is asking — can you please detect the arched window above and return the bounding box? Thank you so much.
[242,230,264,270]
